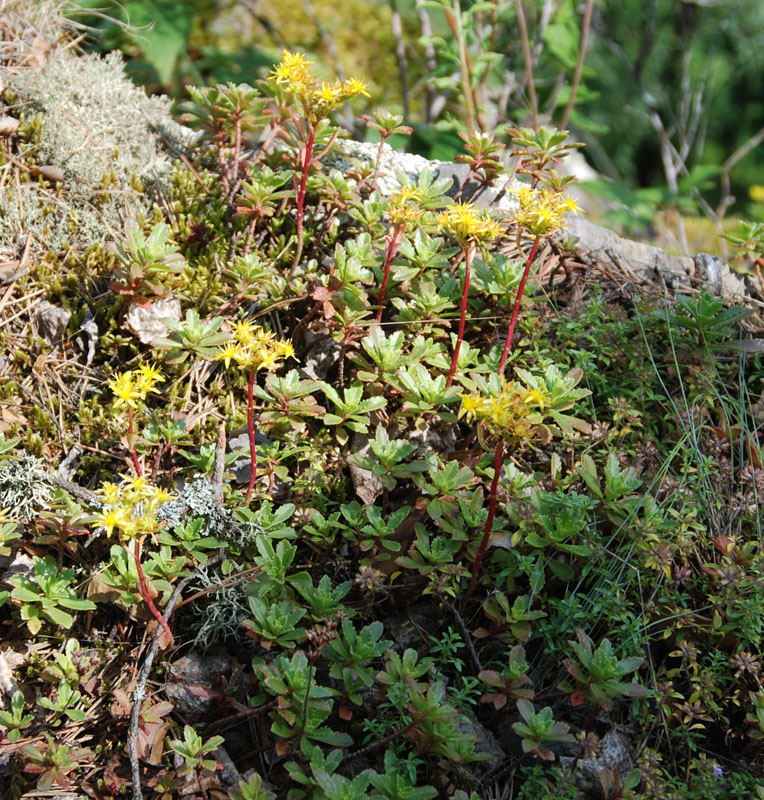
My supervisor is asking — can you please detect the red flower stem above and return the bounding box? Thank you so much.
[290,120,318,277]
[245,369,258,505]
[446,243,475,388]
[127,407,142,478]
[376,225,404,323]
[133,538,172,643]
[468,438,505,595]
[497,234,541,374]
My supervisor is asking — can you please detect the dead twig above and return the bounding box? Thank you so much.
[213,421,227,505]
[129,553,224,800]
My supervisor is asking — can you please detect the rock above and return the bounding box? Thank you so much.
[164,650,235,719]
[385,601,442,651]
[0,116,19,137]
[123,297,181,345]
[75,313,98,367]
[58,445,82,481]
[0,551,33,585]
[300,333,341,381]
[334,140,441,195]
[560,728,635,795]
[408,419,458,459]
[212,745,241,786]
[348,430,382,505]
[454,714,506,775]
[34,300,71,345]
[0,649,20,707]
[339,144,750,304]
[228,429,273,491]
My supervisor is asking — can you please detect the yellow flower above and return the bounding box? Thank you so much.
[511,185,579,236]
[108,366,164,408]
[388,187,423,227]
[279,340,296,361]
[269,50,368,119]
[314,81,343,105]
[271,50,314,90]
[459,392,487,421]
[458,377,546,443]
[341,77,370,99]
[217,322,295,374]
[438,202,504,248]
[151,487,176,505]
[93,476,174,541]
[108,372,140,408]
[750,185,764,204]
[216,341,244,369]
[523,387,548,411]
[94,506,132,538]
[135,363,165,396]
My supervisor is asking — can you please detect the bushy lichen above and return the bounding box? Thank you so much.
[0,50,196,259]
[0,454,53,517]
[157,476,231,537]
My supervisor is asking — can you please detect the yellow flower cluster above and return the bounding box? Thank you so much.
[93,475,175,540]
[270,50,370,119]
[459,378,550,442]
[511,184,579,236]
[216,321,295,373]
[107,364,164,409]
[438,201,504,248]
[388,187,424,227]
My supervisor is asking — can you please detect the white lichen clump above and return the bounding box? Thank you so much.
[0,50,195,259]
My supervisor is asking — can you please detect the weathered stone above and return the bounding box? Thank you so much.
[123,297,181,345]
[34,300,71,345]
[164,650,235,719]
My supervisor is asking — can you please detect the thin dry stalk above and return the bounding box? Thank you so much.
[129,554,224,800]
[559,0,594,131]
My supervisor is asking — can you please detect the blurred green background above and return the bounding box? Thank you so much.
[70,0,764,246]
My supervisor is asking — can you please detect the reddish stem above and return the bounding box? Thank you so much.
[446,243,475,387]
[245,369,258,505]
[371,132,389,194]
[468,438,504,595]
[497,234,541,374]
[133,538,172,643]
[290,120,318,276]
[376,225,404,323]
[127,407,142,478]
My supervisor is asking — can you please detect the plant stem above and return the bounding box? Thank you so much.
[515,0,539,130]
[376,225,404,322]
[371,132,389,194]
[446,243,475,387]
[497,234,541,374]
[559,0,594,131]
[128,407,142,478]
[290,120,318,278]
[133,538,172,643]
[129,554,224,800]
[468,438,504,594]
[245,369,258,505]
[451,0,477,133]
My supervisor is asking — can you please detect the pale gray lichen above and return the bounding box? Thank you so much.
[188,561,252,651]
[0,454,53,518]
[1,49,197,259]
[157,476,231,537]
